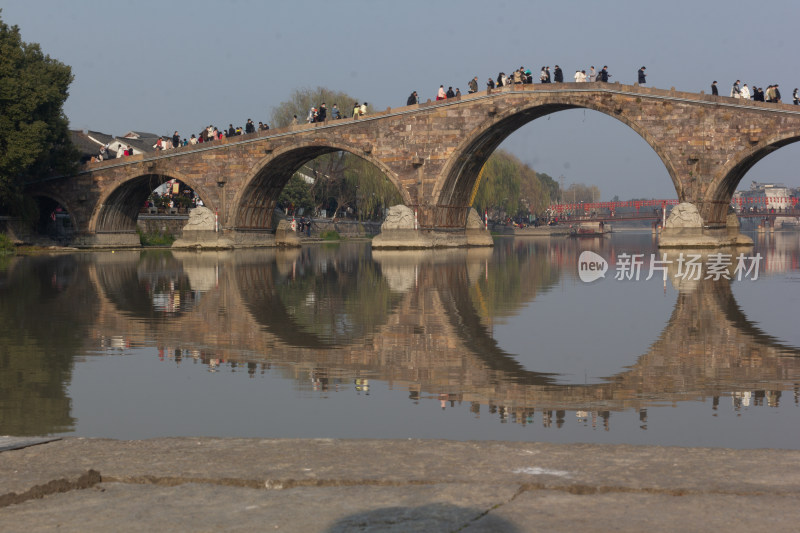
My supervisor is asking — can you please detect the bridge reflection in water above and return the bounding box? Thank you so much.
[0,236,799,438]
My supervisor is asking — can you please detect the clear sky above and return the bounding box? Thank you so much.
[3,0,799,200]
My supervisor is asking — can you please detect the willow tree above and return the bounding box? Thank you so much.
[0,10,77,213]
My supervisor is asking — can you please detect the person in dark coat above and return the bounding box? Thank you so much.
[599,66,610,82]
[553,65,563,83]
[638,67,646,84]
[711,81,718,95]
[407,91,418,105]
[446,87,455,98]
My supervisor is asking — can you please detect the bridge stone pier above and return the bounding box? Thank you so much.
[28,82,800,248]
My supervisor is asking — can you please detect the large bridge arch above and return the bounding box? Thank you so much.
[433,93,682,213]
[705,131,800,223]
[89,170,216,233]
[233,141,408,229]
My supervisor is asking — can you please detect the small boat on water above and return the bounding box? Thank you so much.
[569,223,610,237]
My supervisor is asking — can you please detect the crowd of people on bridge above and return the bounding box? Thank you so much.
[304,102,369,124]
[88,61,799,166]
[405,64,799,108]
[715,80,798,104]
[408,64,632,105]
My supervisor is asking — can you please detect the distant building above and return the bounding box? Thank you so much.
[733,181,795,212]
[70,130,117,162]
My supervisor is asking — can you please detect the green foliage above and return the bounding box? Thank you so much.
[536,172,561,204]
[473,150,537,217]
[320,230,340,240]
[137,228,175,246]
[0,11,78,211]
[278,174,315,214]
[472,151,599,218]
[0,232,14,254]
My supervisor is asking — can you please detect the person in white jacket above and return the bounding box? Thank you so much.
[740,84,751,100]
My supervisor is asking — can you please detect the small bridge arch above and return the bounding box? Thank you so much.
[90,170,216,233]
[233,140,409,230]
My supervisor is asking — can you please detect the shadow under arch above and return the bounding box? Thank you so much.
[90,170,215,233]
[29,192,80,237]
[706,131,800,222]
[233,140,409,229]
[433,95,681,211]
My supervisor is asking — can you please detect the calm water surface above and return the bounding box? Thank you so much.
[1,232,799,448]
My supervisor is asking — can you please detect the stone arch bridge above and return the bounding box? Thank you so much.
[28,82,800,247]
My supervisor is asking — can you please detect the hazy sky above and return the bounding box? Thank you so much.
[4,0,799,200]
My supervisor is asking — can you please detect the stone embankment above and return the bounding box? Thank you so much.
[2,437,799,532]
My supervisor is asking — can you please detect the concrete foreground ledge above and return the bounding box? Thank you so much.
[2,438,800,532]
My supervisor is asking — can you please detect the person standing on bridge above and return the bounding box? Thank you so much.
[793,88,799,105]
[359,102,368,116]
[764,85,775,102]
[407,91,418,105]
[318,104,327,122]
[437,85,446,100]
[711,81,718,95]
[446,87,455,98]
[589,66,597,82]
[486,77,495,90]
[468,76,478,94]
[331,103,341,119]
[638,66,646,84]
[172,131,180,148]
[599,66,610,82]
[352,102,360,118]
[731,80,741,98]
[554,65,563,83]
[741,84,751,100]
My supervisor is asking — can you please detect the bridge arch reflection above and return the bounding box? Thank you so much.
[71,244,800,426]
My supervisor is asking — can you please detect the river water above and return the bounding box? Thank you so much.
[1,232,799,448]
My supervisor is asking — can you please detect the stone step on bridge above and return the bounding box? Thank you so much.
[27,82,800,248]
